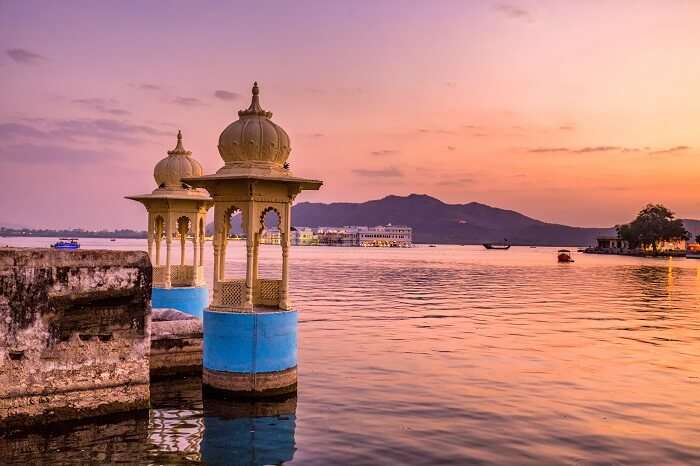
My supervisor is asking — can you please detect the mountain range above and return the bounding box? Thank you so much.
[290,194,616,246]
[211,194,700,246]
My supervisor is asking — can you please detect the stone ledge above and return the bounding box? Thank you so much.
[150,308,202,378]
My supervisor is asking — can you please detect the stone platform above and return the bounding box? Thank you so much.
[0,248,151,430]
[150,308,202,378]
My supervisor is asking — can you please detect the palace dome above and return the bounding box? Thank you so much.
[217,82,291,173]
[154,130,204,189]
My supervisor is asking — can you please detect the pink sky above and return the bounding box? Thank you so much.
[1,1,699,229]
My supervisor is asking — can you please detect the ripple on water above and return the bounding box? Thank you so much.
[1,242,700,464]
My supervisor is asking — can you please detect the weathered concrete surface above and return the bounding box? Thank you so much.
[150,308,202,377]
[0,248,152,430]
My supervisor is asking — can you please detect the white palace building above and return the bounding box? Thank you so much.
[260,224,413,247]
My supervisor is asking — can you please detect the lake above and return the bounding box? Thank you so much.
[2,238,700,465]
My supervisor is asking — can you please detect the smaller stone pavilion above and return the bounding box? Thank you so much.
[185,82,322,397]
[126,131,213,317]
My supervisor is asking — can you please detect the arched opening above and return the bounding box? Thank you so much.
[219,206,244,281]
[257,208,283,280]
[250,207,284,309]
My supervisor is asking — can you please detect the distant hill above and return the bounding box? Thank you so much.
[290,194,616,246]
[206,194,700,246]
[682,219,700,241]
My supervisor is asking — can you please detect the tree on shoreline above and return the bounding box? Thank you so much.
[616,204,688,254]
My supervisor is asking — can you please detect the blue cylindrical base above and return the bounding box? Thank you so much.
[152,286,208,319]
[203,309,298,397]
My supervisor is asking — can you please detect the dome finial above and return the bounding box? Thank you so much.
[168,129,191,156]
[239,81,272,118]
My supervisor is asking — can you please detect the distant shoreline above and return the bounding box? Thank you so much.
[0,229,147,239]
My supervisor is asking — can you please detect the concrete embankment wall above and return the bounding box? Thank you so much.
[0,248,152,430]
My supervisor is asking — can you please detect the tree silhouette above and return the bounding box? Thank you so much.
[616,204,688,254]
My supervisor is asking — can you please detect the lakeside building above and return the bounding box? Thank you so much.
[291,227,317,245]
[588,235,686,256]
[595,236,629,253]
[259,225,413,247]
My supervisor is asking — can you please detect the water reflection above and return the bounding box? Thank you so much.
[3,240,700,464]
[202,396,297,466]
[0,411,150,464]
[149,377,204,463]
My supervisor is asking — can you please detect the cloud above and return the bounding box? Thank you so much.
[139,83,161,91]
[649,146,690,155]
[6,48,46,64]
[417,128,454,135]
[173,96,204,107]
[436,176,475,186]
[527,145,689,154]
[527,146,623,153]
[0,143,112,165]
[574,146,620,153]
[494,4,530,20]
[352,167,403,178]
[528,147,570,153]
[72,98,130,116]
[0,118,171,145]
[0,123,47,139]
[447,146,456,151]
[214,90,240,101]
[369,149,399,156]
[338,87,366,96]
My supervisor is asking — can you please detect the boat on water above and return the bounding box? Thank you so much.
[110,238,116,242]
[687,244,700,259]
[557,249,574,263]
[51,238,80,250]
[483,243,511,250]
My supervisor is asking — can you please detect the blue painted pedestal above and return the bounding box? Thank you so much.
[152,286,208,319]
[203,309,298,397]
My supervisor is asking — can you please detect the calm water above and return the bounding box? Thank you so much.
[2,238,700,465]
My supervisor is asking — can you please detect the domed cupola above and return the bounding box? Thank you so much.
[216,82,291,176]
[154,130,204,189]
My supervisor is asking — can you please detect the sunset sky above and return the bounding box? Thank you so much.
[1,1,699,229]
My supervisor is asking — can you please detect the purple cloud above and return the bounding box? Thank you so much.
[6,48,46,64]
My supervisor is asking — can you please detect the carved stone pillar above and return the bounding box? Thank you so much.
[164,214,172,288]
[199,228,205,266]
[180,232,186,266]
[164,238,172,288]
[219,234,227,281]
[192,235,199,285]
[245,239,254,308]
[147,213,154,263]
[280,234,290,310]
[252,233,259,283]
